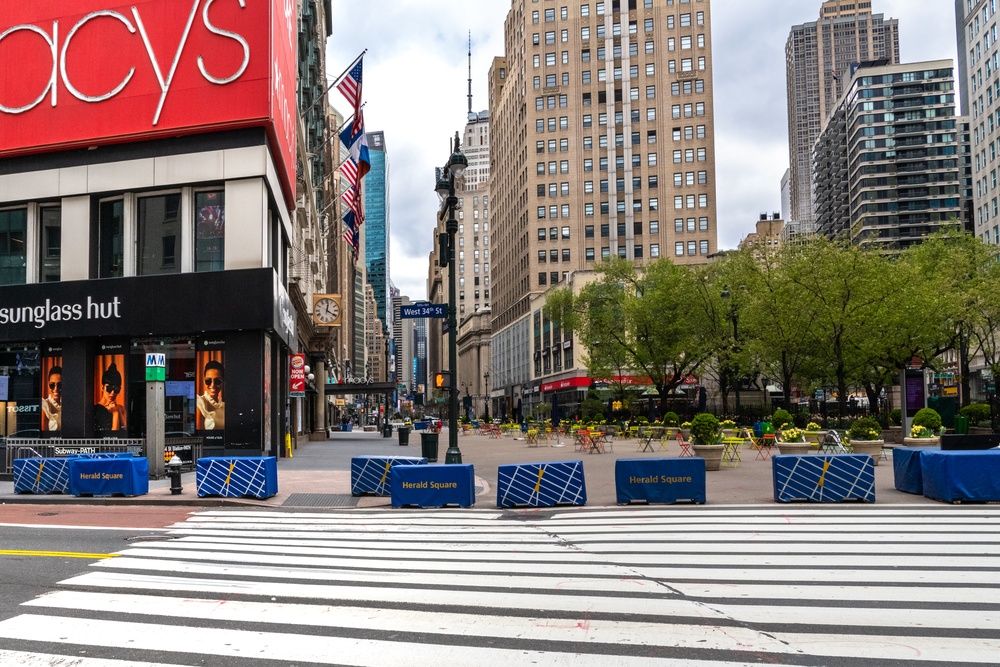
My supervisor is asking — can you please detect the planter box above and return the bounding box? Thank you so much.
[691,443,724,471]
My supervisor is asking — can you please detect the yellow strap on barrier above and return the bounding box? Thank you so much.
[380,460,392,485]
[533,467,545,493]
[224,460,236,486]
[35,461,44,484]
[817,460,832,488]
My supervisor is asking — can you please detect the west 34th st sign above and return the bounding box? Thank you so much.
[400,302,447,319]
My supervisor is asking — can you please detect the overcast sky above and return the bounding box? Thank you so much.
[327,0,959,301]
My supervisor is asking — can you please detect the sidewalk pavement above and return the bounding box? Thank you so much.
[0,428,939,508]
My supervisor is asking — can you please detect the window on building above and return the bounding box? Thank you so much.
[194,190,225,272]
[0,207,27,285]
[98,199,124,279]
[39,206,61,283]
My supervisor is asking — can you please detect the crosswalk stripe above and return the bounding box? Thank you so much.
[0,649,180,667]
[0,614,776,666]
[6,506,1000,666]
[130,537,1000,568]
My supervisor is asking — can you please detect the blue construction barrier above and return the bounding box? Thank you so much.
[196,456,278,499]
[496,460,587,508]
[13,458,72,494]
[351,455,427,496]
[892,445,933,495]
[68,457,149,497]
[921,449,1000,503]
[390,464,475,508]
[772,454,875,503]
[615,457,706,504]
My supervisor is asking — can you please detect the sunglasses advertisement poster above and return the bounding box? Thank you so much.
[196,346,225,441]
[41,353,62,433]
[94,351,127,436]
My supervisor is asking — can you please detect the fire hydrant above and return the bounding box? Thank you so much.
[166,454,183,495]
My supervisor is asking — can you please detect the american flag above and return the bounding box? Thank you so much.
[337,57,363,120]
[339,157,358,185]
[339,110,370,180]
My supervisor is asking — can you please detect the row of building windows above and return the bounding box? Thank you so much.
[0,189,224,287]
[535,193,711,219]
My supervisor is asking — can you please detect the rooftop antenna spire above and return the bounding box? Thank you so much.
[467,31,474,117]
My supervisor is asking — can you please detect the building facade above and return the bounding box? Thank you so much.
[487,0,719,419]
[786,0,900,231]
[958,0,1000,244]
[813,60,962,248]
[0,2,311,466]
[365,131,390,334]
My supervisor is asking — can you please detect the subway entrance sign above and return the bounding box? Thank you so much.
[145,353,165,382]
[400,302,447,318]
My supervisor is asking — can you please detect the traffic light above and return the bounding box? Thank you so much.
[433,371,451,390]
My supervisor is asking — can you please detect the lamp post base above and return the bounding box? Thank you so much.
[445,446,462,464]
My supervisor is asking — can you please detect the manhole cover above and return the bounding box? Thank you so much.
[283,493,360,507]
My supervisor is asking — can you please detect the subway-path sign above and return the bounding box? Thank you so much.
[145,353,166,382]
[400,302,447,318]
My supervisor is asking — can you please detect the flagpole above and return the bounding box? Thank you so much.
[330,50,367,88]
[305,49,367,118]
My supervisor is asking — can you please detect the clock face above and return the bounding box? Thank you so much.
[313,297,340,325]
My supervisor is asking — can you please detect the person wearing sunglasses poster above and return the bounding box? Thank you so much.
[94,360,127,435]
[197,358,225,430]
[42,363,62,432]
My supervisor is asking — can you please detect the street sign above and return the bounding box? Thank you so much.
[145,352,165,381]
[400,302,447,318]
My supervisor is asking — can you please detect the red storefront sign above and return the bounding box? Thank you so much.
[540,376,592,393]
[289,353,305,394]
[0,0,297,207]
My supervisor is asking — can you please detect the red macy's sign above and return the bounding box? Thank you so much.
[0,0,297,207]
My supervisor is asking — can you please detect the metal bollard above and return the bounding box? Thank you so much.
[166,455,183,495]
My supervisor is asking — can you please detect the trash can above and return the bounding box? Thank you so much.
[955,414,969,435]
[421,432,440,462]
[398,427,410,446]
[383,425,392,438]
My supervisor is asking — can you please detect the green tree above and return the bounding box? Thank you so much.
[904,231,1000,406]
[547,257,715,416]
[784,238,905,417]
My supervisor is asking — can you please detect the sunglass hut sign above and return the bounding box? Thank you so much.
[0,0,297,206]
[0,297,122,330]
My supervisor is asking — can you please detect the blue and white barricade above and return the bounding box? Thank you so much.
[196,456,278,499]
[772,454,875,503]
[68,457,149,497]
[13,458,72,494]
[351,455,427,496]
[390,464,475,508]
[496,460,587,508]
[615,458,706,504]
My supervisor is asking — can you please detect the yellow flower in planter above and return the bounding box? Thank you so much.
[780,427,805,442]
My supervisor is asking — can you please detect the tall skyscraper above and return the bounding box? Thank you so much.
[786,1,899,230]
[813,60,961,247]
[958,0,1000,243]
[364,131,390,334]
[488,0,719,408]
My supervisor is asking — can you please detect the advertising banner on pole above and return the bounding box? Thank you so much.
[290,353,306,397]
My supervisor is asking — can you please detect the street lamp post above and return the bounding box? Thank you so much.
[721,287,741,419]
[435,132,468,464]
[483,371,490,420]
